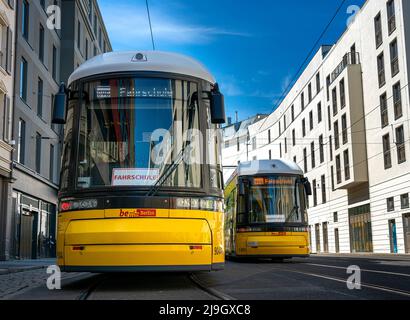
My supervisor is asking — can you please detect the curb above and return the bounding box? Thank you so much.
[0,265,48,276]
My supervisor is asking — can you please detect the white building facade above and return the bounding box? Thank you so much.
[222,0,410,254]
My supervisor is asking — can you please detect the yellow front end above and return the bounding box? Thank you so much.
[57,209,225,272]
[234,232,310,258]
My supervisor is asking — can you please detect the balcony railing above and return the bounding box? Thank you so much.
[330,52,361,84]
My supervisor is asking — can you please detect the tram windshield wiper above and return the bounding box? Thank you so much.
[146,93,197,197]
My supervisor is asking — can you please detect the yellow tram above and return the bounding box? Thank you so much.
[224,160,312,259]
[53,51,226,272]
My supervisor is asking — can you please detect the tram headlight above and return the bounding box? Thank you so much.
[176,198,191,209]
[59,199,98,212]
[190,198,200,210]
[200,199,215,211]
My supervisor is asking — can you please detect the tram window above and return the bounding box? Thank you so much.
[76,78,202,189]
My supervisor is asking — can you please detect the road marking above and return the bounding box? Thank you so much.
[287,269,410,298]
[306,263,410,278]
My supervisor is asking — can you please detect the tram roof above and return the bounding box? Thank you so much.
[237,160,304,177]
[68,51,216,85]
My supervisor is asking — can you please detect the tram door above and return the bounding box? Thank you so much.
[19,210,38,259]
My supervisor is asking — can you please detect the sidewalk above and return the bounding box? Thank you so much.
[314,253,410,260]
[0,259,57,275]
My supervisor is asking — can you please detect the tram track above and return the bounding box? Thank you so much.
[188,273,235,300]
[77,274,107,300]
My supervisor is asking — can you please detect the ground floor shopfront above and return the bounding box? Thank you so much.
[5,165,58,260]
[309,203,410,255]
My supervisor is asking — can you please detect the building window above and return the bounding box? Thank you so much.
[19,57,28,101]
[302,119,306,137]
[39,24,44,63]
[301,92,305,111]
[377,53,386,87]
[321,175,326,204]
[332,88,338,116]
[374,12,383,48]
[284,115,287,130]
[329,135,333,161]
[336,155,342,184]
[390,39,399,77]
[326,75,330,101]
[393,82,402,120]
[331,166,335,191]
[317,102,322,123]
[293,156,296,164]
[268,129,271,144]
[327,106,331,130]
[340,79,346,109]
[269,149,272,160]
[333,212,338,223]
[341,114,348,145]
[380,93,389,128]
[85,38,89,60]
[387,197,395,212]
[316,72,320,94]
[309,111,313,131]
[36,133,42,173]
[50,144,55,182]
[52,45,57,81]
[94,14,98,34]
[313,179,317,207]
[279,122,281,136]
[285,138,287,154]
[334,120,340,150]
[237,137,240,152]
[396,126,406,164]
[303,148,307,173]
[344,150,350,180]
[37,78,43,118]
[22,0,29,40]
[383,134,392,169]
[308,83,312,102]
[291,105,294,122]
[401,194,409,209]
[252,137,256,150]
[311,142,315,169]
[387,0,396,34]
[279,143,282,158]
[77,20,81,50]
[292,129,296,146]
[17,119,26,164]
[319,135,324,164]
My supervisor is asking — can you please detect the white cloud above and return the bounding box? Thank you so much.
[99,2,250,49]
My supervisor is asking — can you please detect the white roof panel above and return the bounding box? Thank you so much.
[237,160,304,177]
[68,51,216,85]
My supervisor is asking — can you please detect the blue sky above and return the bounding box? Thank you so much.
[99,0,366,121]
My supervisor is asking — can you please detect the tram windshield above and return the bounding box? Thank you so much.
[239,176,307,224]
[75,77,202,189]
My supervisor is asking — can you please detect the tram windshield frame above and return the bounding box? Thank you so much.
[59,74,224,195]
[237,175,308,226]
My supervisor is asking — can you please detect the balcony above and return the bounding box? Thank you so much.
[330,52,360,84]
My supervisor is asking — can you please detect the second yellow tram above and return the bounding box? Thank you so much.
[224,160,312,259]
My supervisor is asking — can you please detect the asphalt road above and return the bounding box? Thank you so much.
[5,255,410,300]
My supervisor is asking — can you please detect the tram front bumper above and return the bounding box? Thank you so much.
[236,233,310,257]
[60,218,217,271]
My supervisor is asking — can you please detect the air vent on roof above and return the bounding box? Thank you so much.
[132,53,147,62]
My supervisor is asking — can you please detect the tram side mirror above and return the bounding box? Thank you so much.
[210,83,226,124]
[303,179,312,196]
[52,83,67,124]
